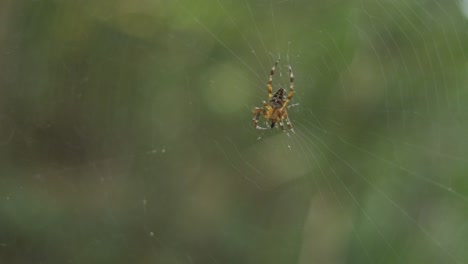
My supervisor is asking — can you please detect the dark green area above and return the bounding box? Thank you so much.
[1,0,467,263]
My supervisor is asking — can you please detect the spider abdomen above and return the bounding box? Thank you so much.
[270,88,286,109]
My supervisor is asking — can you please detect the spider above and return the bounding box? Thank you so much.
[252,60,295,133]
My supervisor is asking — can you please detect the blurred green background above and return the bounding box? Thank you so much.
[1,0,468,263]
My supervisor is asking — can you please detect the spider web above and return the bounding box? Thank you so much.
[0,0,467,263]
[172,0,468,263]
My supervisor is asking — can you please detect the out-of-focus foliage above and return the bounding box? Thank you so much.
[1,0,467,263]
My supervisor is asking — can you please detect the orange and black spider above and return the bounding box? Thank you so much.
[252,60,295,133]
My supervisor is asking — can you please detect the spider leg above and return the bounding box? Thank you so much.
[263,100,272,111]
[278,119,286,132]
[280,64,294,110]
[252,107,269,130]
[287,103,299,109]
[284,112,295,133]
[267,60,279,99]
